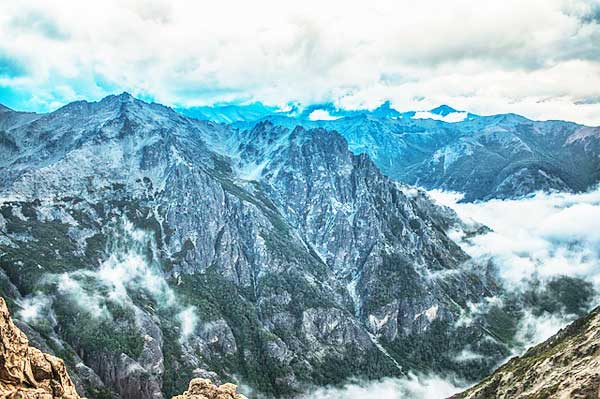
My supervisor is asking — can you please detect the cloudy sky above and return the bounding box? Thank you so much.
[1,0,600,124]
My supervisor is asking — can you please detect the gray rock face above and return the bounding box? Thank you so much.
[0,94,514,398]
[232,112,600,202]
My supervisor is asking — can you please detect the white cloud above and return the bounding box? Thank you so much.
[539,203,600,242]
[302,374,462,399]
[513,309,575,351]
[51,218,177,313]
[17,293,54,324]
[429,186,600,342]
[413,111,468,123]
[454,349,485,362]
[308,109,340,121]
[94,219,176,306]
[430,187,600,285]
[54,272,111,318]
[0,0,599,124]
[177,306,199,342]
[40,218,192,340]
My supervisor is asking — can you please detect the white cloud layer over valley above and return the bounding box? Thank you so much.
[430,188,600,286]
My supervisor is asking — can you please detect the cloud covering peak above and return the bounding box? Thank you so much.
[1,0,600,124]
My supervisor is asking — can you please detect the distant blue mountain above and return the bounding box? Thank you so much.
[176,102,281,124]
[177,100,600,201]
[178,100,477,123]
[430,104,458,116]
[221,106,597,201]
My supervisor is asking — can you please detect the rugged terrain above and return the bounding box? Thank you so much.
[222,103,600,201]
[0,94,594,398]
[452,306,600,398]
[0,291,244,399]
[0,296,80,399]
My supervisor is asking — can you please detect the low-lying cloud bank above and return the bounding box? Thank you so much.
[432,187,600,349]
[18,217,198,342]
[302,374,461,399]
[430,187,600,286]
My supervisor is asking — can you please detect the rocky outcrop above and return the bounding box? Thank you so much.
[171,378,246,399]
[451,306,600,399]
[0,297,81,398]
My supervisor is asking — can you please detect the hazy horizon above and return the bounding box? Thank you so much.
[2,0,600,125]
[3,91,600,127]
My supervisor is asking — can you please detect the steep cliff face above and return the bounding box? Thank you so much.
[232,122,500,370]
[452,306,600,399]
[0,94,537,398]
[232,113,600,202]
[0,297,80,399]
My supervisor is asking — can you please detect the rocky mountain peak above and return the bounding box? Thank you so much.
[429,104,458,116]
[0,297,81,399]
[43,92,182,130]
[0,93,543,397]
[0,103,13,113]
[97,91,147,111]
[116,91,135,101]
[370,101,401,118]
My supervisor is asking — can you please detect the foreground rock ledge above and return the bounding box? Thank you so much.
[0,297,81,399]
[0,294,246,399]
[171,378,248,399]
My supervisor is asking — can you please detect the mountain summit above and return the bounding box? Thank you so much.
[0,94,516,397]
[429,105,460,116]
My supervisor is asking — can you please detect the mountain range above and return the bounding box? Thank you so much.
[0,93,597,398]
[178,101,600,202]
